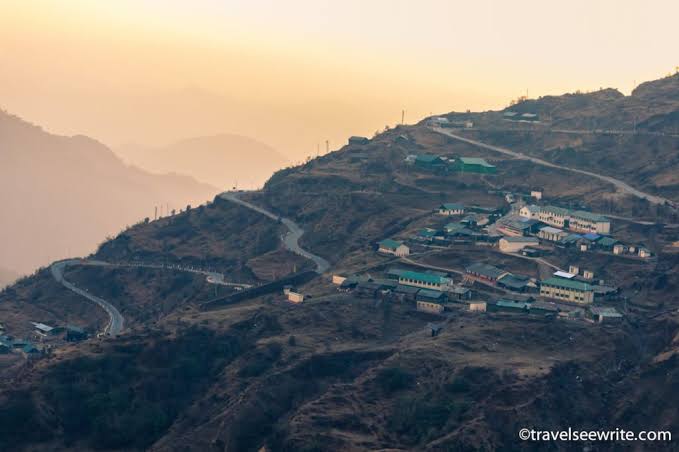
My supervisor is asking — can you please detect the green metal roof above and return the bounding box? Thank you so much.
[459,157,495,167]
[597,237,618,247]
[399,270,449,285]
[379,239,404,250]
[541,277,593,292]
[495,299,530,309]
[571,210,609,223]
[542,205,570,216]
[416,154,443,163]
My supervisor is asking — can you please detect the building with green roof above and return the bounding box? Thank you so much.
[398,270,450,290]
[455,157,496,174]
[540,277,594,304]
[377,239,410,257]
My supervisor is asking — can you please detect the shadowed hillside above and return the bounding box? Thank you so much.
[0,109,218,275]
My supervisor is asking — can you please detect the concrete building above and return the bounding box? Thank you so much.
[569,211,611,234]
[31,322,55,337]
[466,300,487,312]
[498,236,539,253]
[538,226,569,242]
[519,204,541,219]
[332,275,347,285]
[496,217,540,237]
[540,277,594,304]
[398,271,451,291]
[589,306,623,323]
[465,263,508,284]
[438,203,465,216]
[638,247,652,258]
[378,239,410,257]
[287,291,305,303]
[531,189,543,200]
[538,206,570,228]
[416,300,444,314]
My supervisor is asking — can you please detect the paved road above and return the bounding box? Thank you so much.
[50,259,124,336]
[80,260,252,288]
[432,126,676,208]
[219,192,331,274]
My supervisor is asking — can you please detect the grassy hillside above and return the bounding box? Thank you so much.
[3,74,679,451]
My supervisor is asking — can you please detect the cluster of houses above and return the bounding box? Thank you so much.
[332,266,622,324]
[0,322,88,358]
[404,153,496,174]
[518,205,652,258]
[492,298,622,323]
[332,269,475,315]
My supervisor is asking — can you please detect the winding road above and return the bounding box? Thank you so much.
[432,126,676,208]
[51,259,124,336]
[219,192,331,274]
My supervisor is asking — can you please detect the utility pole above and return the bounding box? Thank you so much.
[401,109,405,125]
[325,140,329,154]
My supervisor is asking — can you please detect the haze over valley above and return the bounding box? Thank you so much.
[2,2,679,451]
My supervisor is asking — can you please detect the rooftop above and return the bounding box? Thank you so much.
[571,210,609,223]
[541,277,593,292]
[590,306,623,317]
[542,205,570,216]
[459,157,495,168]
[501,236,539,243]
[540,226,564,234]
[440,203,464,211]
[466,263,506,279]
[399,270,450,285]
[495,299,530,309]
[379,239,404,250]
[418,289,445,299]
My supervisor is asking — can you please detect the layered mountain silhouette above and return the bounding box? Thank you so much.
[116,134,289,189]
[0,109,218,275]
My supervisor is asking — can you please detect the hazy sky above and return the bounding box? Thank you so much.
[2,0,678,159]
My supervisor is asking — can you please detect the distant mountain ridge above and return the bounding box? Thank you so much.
[116,133,289,189]
[0,109,218,274]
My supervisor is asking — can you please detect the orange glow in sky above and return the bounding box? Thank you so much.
[1,0,677,158]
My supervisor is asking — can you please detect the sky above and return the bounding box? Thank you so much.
[1,0,678,160]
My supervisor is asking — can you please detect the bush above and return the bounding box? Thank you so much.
[376,367,414,394]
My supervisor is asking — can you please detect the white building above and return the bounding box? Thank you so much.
[519,205,541,219]
[538,206,611,235]
[531,190,543,200]
[378,239,410,257]
[438,203,465,216]
[538,226,568,242]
